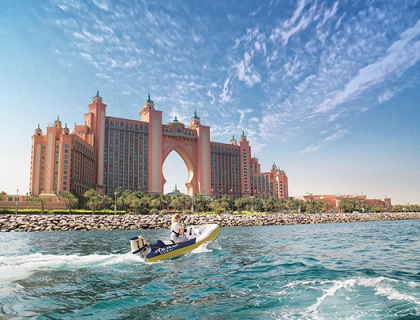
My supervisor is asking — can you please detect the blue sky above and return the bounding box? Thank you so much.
[0,0,419,205]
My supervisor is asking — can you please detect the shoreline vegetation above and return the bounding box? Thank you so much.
[1,212,419,232]
[4,189,418,217]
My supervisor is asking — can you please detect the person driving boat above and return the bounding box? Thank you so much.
[170,213,188,243]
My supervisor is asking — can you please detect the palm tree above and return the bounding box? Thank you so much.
[180,195,190,212]
[234,198,246,214]
[35,197,47,214]
[191,193,200,214]
[274,198,287,213]
[169,196,182,213]
[100,195,113,212]
[150,198,160,211]
[61,191,79,214]
[220,194,233,212]
[207,198,223,214]
[126,193,141,213]
[27,195,47,214]
[262,198,271,213]
[154,194,168,211]
[286,197,299,213]
[265,197,276,213]
[139,194,151,214]
[83,189,101,214]
[338,199,358,213]
[323,202,332,213]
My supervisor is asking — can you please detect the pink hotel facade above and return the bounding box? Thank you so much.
[30,92,289,199]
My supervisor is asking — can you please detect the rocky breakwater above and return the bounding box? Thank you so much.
[1,212,419,232]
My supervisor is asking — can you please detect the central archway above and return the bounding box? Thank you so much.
[162,143,195,196]
[163,150,189,195]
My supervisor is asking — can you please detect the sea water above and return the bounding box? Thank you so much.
[0,219,419,319]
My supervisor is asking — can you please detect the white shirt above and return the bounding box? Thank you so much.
[171,221,182,235]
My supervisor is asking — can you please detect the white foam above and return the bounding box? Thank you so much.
[0,252,138,283]
[354,276,420,305]
[191,242,213,254]
[375,283,420,305]
[307,279,355,313]
[298,275,420,316]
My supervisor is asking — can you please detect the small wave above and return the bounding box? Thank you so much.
[307,279,357,313]
[191,241,214,254]
[292,275,420,317]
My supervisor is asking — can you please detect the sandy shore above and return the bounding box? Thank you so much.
[1,212,419,232]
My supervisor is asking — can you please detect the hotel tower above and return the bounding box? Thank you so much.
[30,92,288,199]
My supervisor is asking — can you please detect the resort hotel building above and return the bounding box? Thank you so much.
[29,92,289,199]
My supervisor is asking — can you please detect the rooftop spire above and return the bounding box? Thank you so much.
[146,93,154,103]
[192,110,200,119]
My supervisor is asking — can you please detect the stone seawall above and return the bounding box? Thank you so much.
[1,212,419,232]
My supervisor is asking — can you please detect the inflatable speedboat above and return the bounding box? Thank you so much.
[130,224,221,263]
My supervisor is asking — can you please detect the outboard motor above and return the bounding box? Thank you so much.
[130,236,147,254]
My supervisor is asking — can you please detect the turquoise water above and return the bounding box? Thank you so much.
[1,219,419,319]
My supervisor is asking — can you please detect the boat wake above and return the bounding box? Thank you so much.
[0,252,139,283]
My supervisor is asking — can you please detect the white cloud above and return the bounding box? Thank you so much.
[206,90,215,104]
[237,109,253,126]
[295,74,316,92]
[378,89,396,103]
[73,30,104,43]
[314,19,420,115]
[92,0,109,11]
[301,144,321,154]
[270,0,319,45]
[284,57,301,78]
[283,0,306,29]
[322,1,338,25]
[236,52,261,86]
[280,15,312,45]
[301,129,348,154]
[220,76,232,103]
